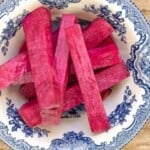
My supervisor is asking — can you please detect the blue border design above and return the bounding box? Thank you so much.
[0,0,150,149]
[0,0,20,19]
[39,0,81,9]
[0,122,39,150]
[0,10,28,55]
[0,86,137,149]
[108,86,137,127]
[5,86,136,139]
[105,0,150,149]
[6,98,49,138]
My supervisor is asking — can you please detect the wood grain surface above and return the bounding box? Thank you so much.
[0,0,150,149]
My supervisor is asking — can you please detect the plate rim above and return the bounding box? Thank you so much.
[0,0,150,149]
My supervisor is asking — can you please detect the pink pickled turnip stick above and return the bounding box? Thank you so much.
[19,87,110,127]
[63,88,112,112]
[19,61,129,104]
[88,44,121,70]
[83,18,114,49]
[20,82,36,100]
[64,62,129,111]
[98,36,115,47]
[20,62,129,109]
[19,29,59,54]
[19,62,129,127]
[100,89,112,100]
[19,42,27,53]
[14,18,114,86]
[14,72,33,84]
[15,42,121,85]
[70,43,121,74]
[23,7,60,124]
[19,100,42,127]
[20,18,113,53]
[65,24,110,133]
[95,61,130,90]
[0,52,30,90]
[55,14,76,112]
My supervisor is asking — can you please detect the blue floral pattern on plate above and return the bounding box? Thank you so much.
[0,0,20,19]
[106,0,123,5]
[108,86,137,127]
[83,5,127,43]
[0,10,27,55]
[6,98,49,138]
[39,0,81,9]
[6,86,136,139]
[50,131,97,150]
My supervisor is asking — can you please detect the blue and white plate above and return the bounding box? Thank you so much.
[0,0,150,150]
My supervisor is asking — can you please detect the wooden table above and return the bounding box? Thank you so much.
[0,0,150,149]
